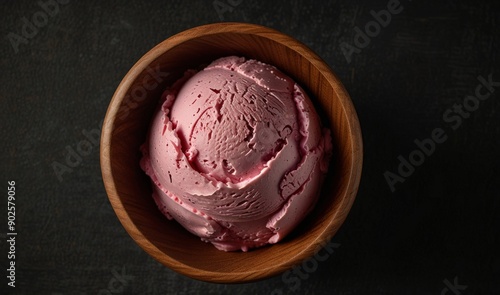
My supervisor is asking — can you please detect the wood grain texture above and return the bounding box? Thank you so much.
[100,22,363,283]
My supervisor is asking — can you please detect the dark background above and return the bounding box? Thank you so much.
[1,0,499,294]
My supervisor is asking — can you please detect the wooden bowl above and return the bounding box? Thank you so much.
[100,23,362,283]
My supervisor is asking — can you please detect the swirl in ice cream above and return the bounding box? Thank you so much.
[140,56,332,251]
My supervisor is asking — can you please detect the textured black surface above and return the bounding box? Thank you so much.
[1,0,499,294]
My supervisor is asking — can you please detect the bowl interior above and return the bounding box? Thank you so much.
[101,23,362,283]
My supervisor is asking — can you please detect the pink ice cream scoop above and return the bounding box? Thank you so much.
[140,56,332,251]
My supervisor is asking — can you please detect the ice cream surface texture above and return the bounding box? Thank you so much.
[140,56,332,251]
